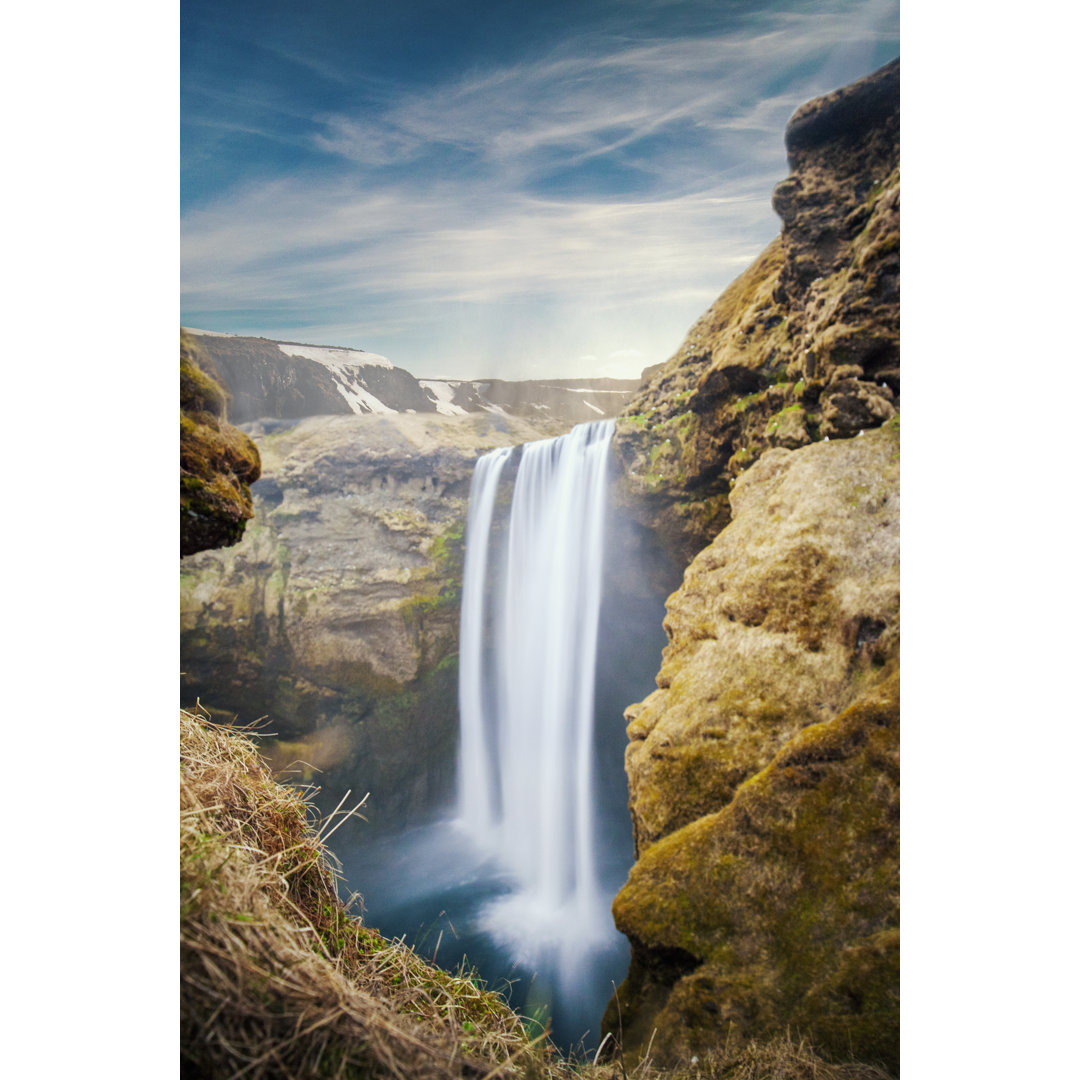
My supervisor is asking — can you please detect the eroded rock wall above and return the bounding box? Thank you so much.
[613,58,899,566]
[603,61,900,1074]
[607,424,899,1073]
[180,410,566,824]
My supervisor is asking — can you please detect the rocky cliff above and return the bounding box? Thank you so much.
[182,328,640,425]
[181,410,566,824]
[180,330,262,556]
[603,60,900,1074]
[613,58,898,566]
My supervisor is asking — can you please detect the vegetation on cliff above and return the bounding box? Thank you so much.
[181,412,564,826]
[606,411,900,1079]
[181,330,262,556]
[613,59,899,564]
[180,707,893,1080]
[603,61,900,1076]
[181,706,537,1078]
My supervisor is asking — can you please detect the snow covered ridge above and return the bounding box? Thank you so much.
[278,343,397,415]
[182,326,238,338]
[180,327,641,423]
[277,342,393,370]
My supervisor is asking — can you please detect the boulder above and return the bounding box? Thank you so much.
[180,331,262,556]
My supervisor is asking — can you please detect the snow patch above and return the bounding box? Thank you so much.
[277,343,397,414]
[182,326,238,338]
[582,400,604,415]
[537,385,632,394]
[419,380,468,416]
[335,378,397,415]
[278,343,393,369]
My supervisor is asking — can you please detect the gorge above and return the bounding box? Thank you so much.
[181,56,900,1078]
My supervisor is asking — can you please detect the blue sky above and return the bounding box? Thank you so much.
[181,0,899,380]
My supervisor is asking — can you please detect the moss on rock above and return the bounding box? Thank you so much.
[610,674,899,1074]
[612,60,899,561]
[181,330,262,556]
[606,420,899,1074]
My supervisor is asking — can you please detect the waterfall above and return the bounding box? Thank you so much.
[456,418,617,970]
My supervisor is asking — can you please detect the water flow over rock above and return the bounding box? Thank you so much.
[457,419,617,975]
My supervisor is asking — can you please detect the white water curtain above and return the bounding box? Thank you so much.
[457,419,615,950]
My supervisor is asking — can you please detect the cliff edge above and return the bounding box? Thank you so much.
[613,58,898,565]
[604,61,900,1075]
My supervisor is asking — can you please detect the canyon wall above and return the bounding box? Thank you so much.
[604,59,900,1075]
[180,410,565,825]
[612,58,898,567]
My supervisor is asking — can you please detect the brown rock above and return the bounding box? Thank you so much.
[180,330,262,556]
[606,421,900,1074]
[612,59,899,562]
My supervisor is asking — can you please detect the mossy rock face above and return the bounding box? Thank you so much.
[610,676,899,1075]
[180,409,564,825]
[624,424,899,854]
[181,330,262,556]
[612,59,899,563]
[605,423,899,1075]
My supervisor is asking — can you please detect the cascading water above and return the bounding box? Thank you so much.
[326,415,675,1051]
[457,419,619,998]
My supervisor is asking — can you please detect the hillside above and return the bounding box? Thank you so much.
[182,327,640,425]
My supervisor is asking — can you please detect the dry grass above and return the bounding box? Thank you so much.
[180,706,544,1079]
[179,707,894,1080]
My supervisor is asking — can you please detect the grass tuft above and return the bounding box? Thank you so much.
[180,706,894,1080]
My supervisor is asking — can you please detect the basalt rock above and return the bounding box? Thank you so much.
[180,331,262,556]
[605,422,899,1075]
[612,59,899,565]
[180,410,565,825]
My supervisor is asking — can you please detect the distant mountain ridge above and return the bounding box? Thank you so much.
[181,328,641,425]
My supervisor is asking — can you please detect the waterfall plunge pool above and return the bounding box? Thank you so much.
[327,420,680,1053]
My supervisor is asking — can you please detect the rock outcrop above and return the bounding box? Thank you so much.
[180,410,566,824]
[607,424,899,1073]
[182,328,640,425]
[180,331,262,556]
[613,58,899,566]
[603,61,900,1075]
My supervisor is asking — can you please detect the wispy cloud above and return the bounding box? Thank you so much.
[181,0,899,378]
[311,116,425,165]
[307,8,896,182]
